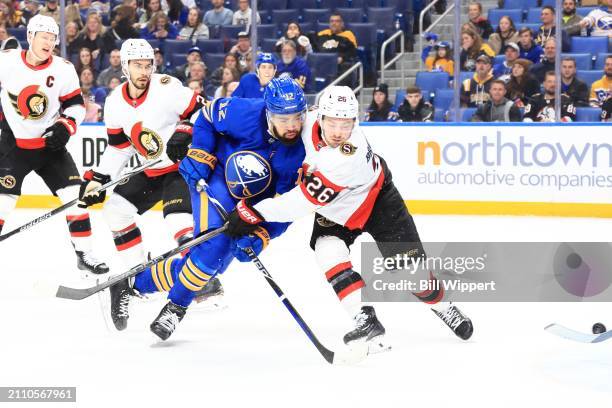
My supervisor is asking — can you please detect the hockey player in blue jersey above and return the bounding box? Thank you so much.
[109,77,307,340]
[232,53,277,98]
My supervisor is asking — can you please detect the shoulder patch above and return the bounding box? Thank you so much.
[160,75,171,85]
[339,142,357,156]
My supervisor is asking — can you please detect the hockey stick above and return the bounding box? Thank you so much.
[55,224,228,300]
[544,323,612,343]
[198,180,368,365]
[0,159,162,243]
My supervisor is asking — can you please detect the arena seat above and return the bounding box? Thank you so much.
[575,107,602,122]
[594,53,611,70]
[272,9,300,30]
[525,8,542,24]
[164,40,193,56]
[303,8,332,24]
[195,39,225,54]
[415,72,450,96]
[561,53,592,70]
[488,9,523,26]
[577,70,603,88]
[336,8,364,23]
[571,37,609,55]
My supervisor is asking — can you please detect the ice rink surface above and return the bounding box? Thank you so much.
[1,209,611,407]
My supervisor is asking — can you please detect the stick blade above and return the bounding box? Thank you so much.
[55,285,95,300]
[331,342,369,365]
[545,323,599,343]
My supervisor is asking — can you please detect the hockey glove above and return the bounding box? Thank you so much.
[225,199,264,238]
[43,116,77,151]
[231,227,270,262]
[167,122,193,163]
[178,148,217,190]
[78,170,111,208]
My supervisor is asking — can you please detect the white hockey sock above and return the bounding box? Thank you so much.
[164,212,194,244]
[57,186,93,253]
[104,194,145,268]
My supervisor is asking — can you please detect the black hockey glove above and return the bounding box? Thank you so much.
[43,116,76,151]
[167,122,193,163]
[225,200,265,238]
[78,170,111,208]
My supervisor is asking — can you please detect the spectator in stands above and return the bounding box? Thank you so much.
[530,38,555,82]
[461,54,495,107]
[460,29,495,71]
[65,22,79,50]
[589,55,612,107]
[210,53,243,88]
[276,21,312,57]
[471,79,521,122]
[316,13,358,78]
[141,11,178,40]
[71,12,115,59]
[187,78,203,94]
[601,96,611,122]
[108,77,122,92]
[0,0,25,27]
[230,31,253,72]
[76,47,96,76]
[506,58,540,107]
[80,67,107,105]
[203,0,233,30]
[561,0,583,36]
[138,0,163,28]
[82,88,102,123]
[517,27,543,64]
[425,41,454,76]
[579,0,612,37]
[276,40,311,90]
[560,57,589,107]
[22,0,41,25]
[0,23,20,50]
[97,49,123,88]
[493,42,520,81]
[233,53,276,98]
[64,2,83,28]
[232,0,260,26]
[166,0,188,26]
[214,67,241,98]
[187,61,207,87]
[398,86,433,122]
[178,7,209,42]
[226,81,239,96]
[38,0,60,25]
[523,71,576,122]
[488,16,519,55]
[536,6,569,50]
[173,46,202,83]
[105,5,140,41]
[364,83,398,122]
[154,47,170,74]
[467,2,493,39]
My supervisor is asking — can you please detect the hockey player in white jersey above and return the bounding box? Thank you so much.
[579,0,612,37]
[225,86,474,347]
[0,15,108,273]
[77,39,222,330]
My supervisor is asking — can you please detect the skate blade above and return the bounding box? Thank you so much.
[366,335,392,354]
[192,294,227,312]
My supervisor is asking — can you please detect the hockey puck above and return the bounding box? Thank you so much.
[592,322,607,334]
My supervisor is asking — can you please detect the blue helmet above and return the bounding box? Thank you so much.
[264,77,306,115]
[256,52,277,68]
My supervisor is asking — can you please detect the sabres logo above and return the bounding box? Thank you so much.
[0,175,16,189]
[130,121,163,159]
[339,142,357,156]
[8,85,49,120]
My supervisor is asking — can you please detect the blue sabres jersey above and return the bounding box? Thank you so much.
[232,73,265,98]
[193,97,305,238]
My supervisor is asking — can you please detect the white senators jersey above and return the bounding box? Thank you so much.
[0,50,85,149]
[255,109,384,230]
[100,73,201,178]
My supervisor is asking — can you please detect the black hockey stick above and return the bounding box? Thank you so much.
[55,224,228,300]
[198,180,368,365]
[0,159,162,243]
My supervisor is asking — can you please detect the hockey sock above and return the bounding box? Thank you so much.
[134,257,182,294]
[104,194,145,267]
[57,186,93,252]
[169,256,214,307]
[165,212,193,256]
[0,194,18,234]
[413,271,446,305]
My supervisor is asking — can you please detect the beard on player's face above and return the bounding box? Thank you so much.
[271,123,301,145]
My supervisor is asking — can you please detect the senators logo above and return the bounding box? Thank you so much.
[8,85,49,120]
[160,75,171,85]
[339,142,357,156]
[130,122,163,159]
[0,175,16,189]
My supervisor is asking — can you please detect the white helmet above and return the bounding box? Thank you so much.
[120,39,155,81]
[318,86,359,120]
[27,15,60,46]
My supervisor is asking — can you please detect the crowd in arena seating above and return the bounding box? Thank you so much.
[365,0,611,122]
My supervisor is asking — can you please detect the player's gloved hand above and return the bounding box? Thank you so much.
[231,227,270,262]
[178,147,217,190]
[226,199,265,238]
[166,122,193,163]
[43,116,76,151]
[78,170,111,208]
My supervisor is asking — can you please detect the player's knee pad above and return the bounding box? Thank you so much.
[104,194,142,253]
[164,212,194,244]
[315,236,364,301]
